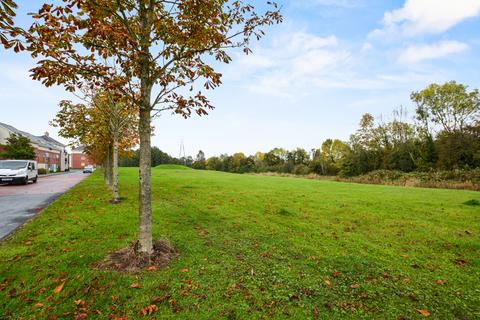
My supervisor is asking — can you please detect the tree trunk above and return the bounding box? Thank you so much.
[112,137,120,202]
[104,145,111,186]
[138,104,152,253]
[109,143,114,189]
[137,1,154,254]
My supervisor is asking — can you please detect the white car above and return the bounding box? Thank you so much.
[83,165,94,174]
[0,160,38,185]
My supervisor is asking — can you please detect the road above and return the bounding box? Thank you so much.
[0,171,87,240]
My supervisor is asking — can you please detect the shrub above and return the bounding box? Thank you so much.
[337,169,480,191]
[38,168,47,175]
[293,164,309,175]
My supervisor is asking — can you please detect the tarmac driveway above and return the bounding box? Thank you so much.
[0,171,87,240]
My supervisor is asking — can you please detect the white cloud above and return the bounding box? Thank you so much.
[225,31,353,97]
[371,0,480,38]
[399,41,468,63]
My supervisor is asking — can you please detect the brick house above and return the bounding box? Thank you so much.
[70,146,96,169]
[0,122,69,172]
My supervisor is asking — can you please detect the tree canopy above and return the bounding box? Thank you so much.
[0,133,36,160]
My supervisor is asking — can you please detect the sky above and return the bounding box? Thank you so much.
[1,0,480,158]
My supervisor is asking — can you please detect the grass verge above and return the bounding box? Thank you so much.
[1,167,479,319]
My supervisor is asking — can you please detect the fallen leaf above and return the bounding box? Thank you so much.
[53,282,65,294]
[403,278,411,283]
[332,272,342,277]
[75,314,87,320]
[436,279,445,285]
[140,304,158,316]
[62,248,71,252]
[129,283,142,289]
[313,305,319,319]
[453,258,469,266]
[180,268,189,273]
[350,284,360,289]
[418,309,431,316]
[35,303,44,308]
[147,266,157,271]
[74,299,85,306]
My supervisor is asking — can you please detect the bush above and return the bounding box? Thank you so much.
[337,169,480,191]
[293,164,309,175]
[38,168,47,175]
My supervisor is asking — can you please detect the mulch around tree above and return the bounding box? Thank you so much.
[95,240,178,272]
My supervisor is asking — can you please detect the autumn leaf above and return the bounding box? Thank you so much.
[74,299,85,306]
[35,303,44,308]
[9,288,16,297]
[418,309,431,316]
[53,282,65,294]
[147,266,157,271]
[436,279,445,285]
[180,268,189,273]
[350,283,360,289]
[129,282,142,289]
[453,258,469,266]
[332,272,341,277]
[140,304,158,315]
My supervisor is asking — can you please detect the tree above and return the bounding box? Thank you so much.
[435,124,480,169]
[411,81,480,134]
[193,150,206,169]
[0,134,36,160]
[0,0,23,51]
[205,156,223,171]
[26,1,282,254]
[51,91,138,203]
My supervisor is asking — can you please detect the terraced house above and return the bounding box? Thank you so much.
[0,122,69,172]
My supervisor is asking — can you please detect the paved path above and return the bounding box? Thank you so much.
[0,171,87,240]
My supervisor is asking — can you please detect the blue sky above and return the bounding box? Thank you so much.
[1,0,480,158]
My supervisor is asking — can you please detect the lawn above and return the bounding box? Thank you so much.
[1,166,479,319]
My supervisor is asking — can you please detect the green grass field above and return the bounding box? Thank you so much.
[1,166,479,319]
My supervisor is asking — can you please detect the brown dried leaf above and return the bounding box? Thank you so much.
[53,282,65,294]
[129,282,142,289]
[418,309,431,316]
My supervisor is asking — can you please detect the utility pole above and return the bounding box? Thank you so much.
[179,140,186,165]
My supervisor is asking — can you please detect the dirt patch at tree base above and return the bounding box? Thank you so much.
[95,240,178,273]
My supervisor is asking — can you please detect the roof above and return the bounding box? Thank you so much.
[72,146,85,152]
[0,122,65,151]
[41,134,66,148]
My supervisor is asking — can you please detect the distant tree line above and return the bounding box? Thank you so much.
[120,81,479,177]
[194,81,480,177]
[119,147,191,168]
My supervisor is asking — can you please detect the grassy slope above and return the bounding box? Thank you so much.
[0,168,479,319]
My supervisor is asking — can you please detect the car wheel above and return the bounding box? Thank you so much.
[33,176,38,183]
[23,176,29,185]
